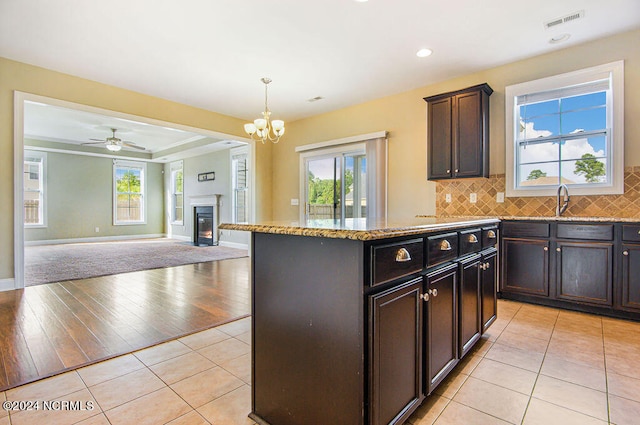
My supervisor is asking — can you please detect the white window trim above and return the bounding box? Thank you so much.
[113,159,147,225]
[23,150,47,228]
[230,145,250,224]
[169,160,184,225]
[505,60,624,197]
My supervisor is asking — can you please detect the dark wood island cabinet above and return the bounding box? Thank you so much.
[220,217,499,425]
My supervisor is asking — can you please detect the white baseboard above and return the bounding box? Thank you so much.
[219,240,249,250]
[169,235,191,242]
[0,278,16,292]
[25,233,167,246]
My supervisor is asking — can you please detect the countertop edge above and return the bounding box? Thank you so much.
[219,218,500,241]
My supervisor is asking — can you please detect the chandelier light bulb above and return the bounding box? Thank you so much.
[244,77,285,143]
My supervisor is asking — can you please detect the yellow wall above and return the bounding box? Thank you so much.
[0,57,272,280]
[274,29,640,222]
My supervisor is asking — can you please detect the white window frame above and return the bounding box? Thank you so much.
[505,61,624,197]
[113,159,146,225]
[23,150,47,228]
[170,160,184,225]
[231,146,250,224]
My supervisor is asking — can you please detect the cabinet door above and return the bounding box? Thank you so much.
[502,238,549,296]
[424,263,458,395]
[556,241,613,306]
[621,245,640,312]
[427,97,452,179]
[459,254,481,358]
[454,91,483,178]
[369,277,424,425]
[481,249,497,332]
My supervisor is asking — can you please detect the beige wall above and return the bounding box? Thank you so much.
[0,57,272,281]
[274,29,640,222]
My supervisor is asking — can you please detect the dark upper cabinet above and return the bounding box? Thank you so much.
[424,83,493,180]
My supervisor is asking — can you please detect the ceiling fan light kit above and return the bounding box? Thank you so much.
[82,128,146,152]
[244,77,285,143]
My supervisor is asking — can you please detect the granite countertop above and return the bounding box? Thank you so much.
[219,217,500,241]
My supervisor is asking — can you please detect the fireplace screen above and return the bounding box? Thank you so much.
[194,206,216,246]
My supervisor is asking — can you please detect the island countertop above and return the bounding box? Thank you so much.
[219,216,500,241]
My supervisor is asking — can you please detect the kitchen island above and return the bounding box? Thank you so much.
[220,217,500,425]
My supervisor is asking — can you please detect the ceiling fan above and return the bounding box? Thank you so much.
[82,128,146,152]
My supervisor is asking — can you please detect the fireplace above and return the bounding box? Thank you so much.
[194,206,217,246]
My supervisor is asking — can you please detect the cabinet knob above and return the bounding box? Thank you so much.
[395,247,412,262]
[446,169,451,174]
[623,250,629,256]
[439,239,453,251]
[485,262,490,270]
[468,234,479,243]
[556,247,561,252]
[455,169,459,173]
[543,246,548,251]
[420,293,429,302]
[428,288,438,297]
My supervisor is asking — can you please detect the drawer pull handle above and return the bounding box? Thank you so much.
[487,230,496,239]
[623,250,629,256]
[468,234,479,243]
[429,288,438,297]
[395,248,412,262]
[439,240,453,251]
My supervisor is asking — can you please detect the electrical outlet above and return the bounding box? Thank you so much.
[291,198,299,206]
[496,192,505,203]
[445,193,452,203]
[470,193,477,204]
[95,227,99,233]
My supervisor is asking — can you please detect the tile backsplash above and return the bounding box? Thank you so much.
[435,167,640,219]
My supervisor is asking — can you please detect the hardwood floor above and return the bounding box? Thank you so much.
[0,257,250,391]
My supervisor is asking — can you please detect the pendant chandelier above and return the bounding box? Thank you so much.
[244,77,285,143]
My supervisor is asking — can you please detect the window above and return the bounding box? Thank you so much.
[170,161,184,224]
[505,61,624,197]
[231,147,249,223]
[113,160,146,224]
[24,150,46,226]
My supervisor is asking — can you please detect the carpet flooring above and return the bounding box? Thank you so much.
[24,238,248,286]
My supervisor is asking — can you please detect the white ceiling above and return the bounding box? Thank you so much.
[2,0,639,127]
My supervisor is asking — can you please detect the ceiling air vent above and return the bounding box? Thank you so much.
[544,10,585,30]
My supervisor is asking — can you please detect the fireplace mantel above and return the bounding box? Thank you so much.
[189,194,221,207]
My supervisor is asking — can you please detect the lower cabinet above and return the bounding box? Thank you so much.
[480,248,498,332]
[502,237,549,296]
[424,262,459,395]
[556,241,612,306]
[368,278,424,425]
[458,254,481,358]
[622,244,640,312]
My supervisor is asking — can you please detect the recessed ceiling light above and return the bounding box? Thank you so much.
[354,0,368,2]
[416,48,433,58]
[549,33,571,44]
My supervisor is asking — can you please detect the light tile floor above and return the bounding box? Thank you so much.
[1,300,639,424]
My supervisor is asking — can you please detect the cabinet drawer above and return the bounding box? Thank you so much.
[371,239,424,286]
[557,224,613,241]
[481,226,498,248]
[502,221,549,238]
[427,232,458,267]
[459,229,482,256]
[622,225,640,242]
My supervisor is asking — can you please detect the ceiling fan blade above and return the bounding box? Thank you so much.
[122,142,146,150]
[81,141,106,146]
[89,138,104,141]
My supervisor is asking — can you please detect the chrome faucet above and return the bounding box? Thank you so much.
[556,184,570,216]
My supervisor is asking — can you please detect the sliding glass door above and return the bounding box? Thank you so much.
[304,149,367,222]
